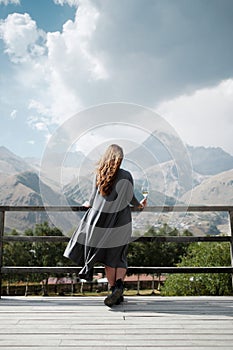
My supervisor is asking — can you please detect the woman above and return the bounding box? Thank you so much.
[64,144,146,306]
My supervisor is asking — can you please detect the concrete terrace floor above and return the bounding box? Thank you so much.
[0,295,233,350]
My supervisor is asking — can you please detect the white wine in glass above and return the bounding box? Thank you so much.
[141,185,149,199]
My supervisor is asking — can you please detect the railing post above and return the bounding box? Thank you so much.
[151,273,155,295]
[228,210,233,290]
[137,273,140,295]
[0,210,5,299]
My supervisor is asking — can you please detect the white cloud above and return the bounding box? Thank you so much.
[53,0,79,7]
[157,79,233,155]
[47,0,108,81]
[27,140,35,145]
[28,100,51,118]
[74,123,150,157]
[1,1,233,158]
[34,122,48,131]
[0,1,108,131]
[31,0,107,125]
[10,109,17,119]
[0,13,46,63]
[0,0,20,5]
[27,113,50,132]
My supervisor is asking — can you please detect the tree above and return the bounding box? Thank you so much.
[128,224,192,268]
[25,222,69,268]
[3,222,70,284]
[3,229,35,282]
[161,241,232,296]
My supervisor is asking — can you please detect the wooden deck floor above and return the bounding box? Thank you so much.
[0,295,233,349]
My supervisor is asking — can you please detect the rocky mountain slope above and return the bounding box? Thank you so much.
[181,168,233,205]
[129,136,233,176]
[0,171,79,233]
[0,146,32,174]
[187,145,233,175]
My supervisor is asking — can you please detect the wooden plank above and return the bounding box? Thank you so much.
[0,297,233,349]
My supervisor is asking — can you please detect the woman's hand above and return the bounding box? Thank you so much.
[138,198,147,209]
[82,201,91,208]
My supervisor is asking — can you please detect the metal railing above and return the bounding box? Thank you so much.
[1,205,233,297]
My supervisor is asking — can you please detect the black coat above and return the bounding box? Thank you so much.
[63,168,140,280]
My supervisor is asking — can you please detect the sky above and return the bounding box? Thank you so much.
[0,0,233,159]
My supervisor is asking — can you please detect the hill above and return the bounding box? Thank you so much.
[181,168,233,205]
[145,160,208,199]
[0,171,79,233]
[0,144,233,235]
[0,146,32,174]
[187,145,233,175]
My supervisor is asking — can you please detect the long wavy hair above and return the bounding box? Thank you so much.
[96,144,124,196]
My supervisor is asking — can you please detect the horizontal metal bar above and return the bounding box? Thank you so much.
[1,266,233,274]
[128,266,233,274]
[0,206,89,212]
[3,235,232,243]
[143,206,233,213]
[1,205,233,212]
[3,236,70,242]
[133,236,232,243]
[1,266,103,274]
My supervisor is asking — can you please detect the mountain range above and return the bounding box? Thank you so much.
[0,143,232,235]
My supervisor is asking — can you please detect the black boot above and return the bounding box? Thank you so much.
[115,279,125,305]
[115,294,124,305]
[104,279,124,307]
[104,286,115,307]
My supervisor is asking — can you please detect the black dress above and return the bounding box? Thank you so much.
[63,168,140,280]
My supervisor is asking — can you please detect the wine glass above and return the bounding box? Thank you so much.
[141,183,149,199]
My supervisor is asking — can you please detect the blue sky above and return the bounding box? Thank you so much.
[0,0,233,158]
[0,0,76,32]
